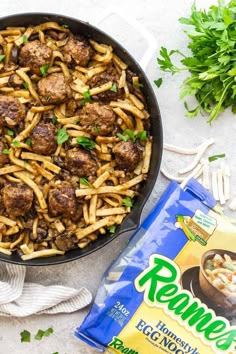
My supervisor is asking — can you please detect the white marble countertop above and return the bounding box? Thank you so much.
[0,0,235,353]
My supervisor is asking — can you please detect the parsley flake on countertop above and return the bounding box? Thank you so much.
[20,330,31,343]
[208,153,226,162]
[35,327,54,340]
[157,0,236,123]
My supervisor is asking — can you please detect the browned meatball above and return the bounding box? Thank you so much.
[62,35,93,67]
[2,183,33,217]
[79,102,116,136]
[31,123,57,155]
[37,73,72,104]
[113,141,141,172]
[48,182,77,219]
[0,141,9,167]
[19,40,52,75]
[89,64,123,102]
[0,95,25,128]
[65,148,97,177]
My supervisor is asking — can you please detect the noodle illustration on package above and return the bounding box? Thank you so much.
[75,179,236,354]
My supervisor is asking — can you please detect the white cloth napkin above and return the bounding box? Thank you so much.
[0,262,92,317]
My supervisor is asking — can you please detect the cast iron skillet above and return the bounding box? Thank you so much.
[0,13,163,266]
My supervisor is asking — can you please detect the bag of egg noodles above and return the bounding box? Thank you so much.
[75,178,236,354]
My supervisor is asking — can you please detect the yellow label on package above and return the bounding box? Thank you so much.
[76,179,236,354]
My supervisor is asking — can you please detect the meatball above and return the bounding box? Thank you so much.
[37,73,72,104]
[89,64,123,102]
[48,182,77,219]
[79,102,116,136]
[113,141,141,172]
[0,141,9,167]
[19,40,52,75]
[62,35,93,67]
[2,183,33,217]
[65,148,97,177]
[0,95,25,128]
[54,234,76,251]
[31,122,57,155]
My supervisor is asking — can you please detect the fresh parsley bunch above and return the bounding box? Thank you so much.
[157,0,236,123]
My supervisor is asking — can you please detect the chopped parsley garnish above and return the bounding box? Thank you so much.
[136,130,148,141]
[40,64,49,77]
[34,327,54,340]
[76,136,95,149]
[109,225,116,234]
[3,149,10,155]
[7,129,14,137]
[0,54,5,62]
[117,130,148,142]
[57,128,69,145]
[93,124,100,133]
[13,140,20,147]
[208,154,226,162]
[25,138,31,146]
[20,330,31,343]
[110,83,118,92]
[22,35,28,43]
[154,78,163,88]
[133,81,143,88]
[122,197,133,208]
[82,89,92,105]
[52,352,59,354]
[52,116,58,125]
[80,177,93,188]
[61,24,69,28]
[117,133,128,142]
[124,129,135,142]
[23,82,29,89]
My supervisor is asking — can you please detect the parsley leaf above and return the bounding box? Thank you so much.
[13,140,20,147]
[122,197,133,208]
[23,82,29,89]
[133,81,144,88]
[79,177,93,187]
[52,116,58,125]
[208,153,226,162]
[7,129,14,137]
[117,133,128,142]
[124,129,135,141]
[23,35,28,43]
[3,149,10,155]
[82,89,92,105]
[93,124,100,133]
[61,24,69,28]
[110,83,118,92]
[136,130,147,141]
[77,136,95,149]
[25,138,31,146]
[109,225,116,234]
[40,64,49,77]
[156,1,236,123]
[0,54,5,62]
[35,327,54,340]
[154,78,163,88]
[20,330,31,343]
[57,128,69,145]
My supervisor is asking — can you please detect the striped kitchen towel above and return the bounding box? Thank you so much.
[0,262,92,317]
